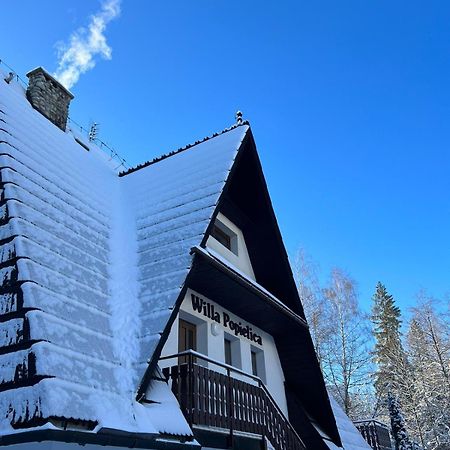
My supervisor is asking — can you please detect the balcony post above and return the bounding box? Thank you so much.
[259,378,267,446]
[188,352,194,427]
[227,366,234,447]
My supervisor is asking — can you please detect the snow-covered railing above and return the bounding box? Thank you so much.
[0,59,27,87]
[66,117,128,170]
[160,349,305,450]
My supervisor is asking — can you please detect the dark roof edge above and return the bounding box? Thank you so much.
[119,121,250,177]
[0,428,198,449]
[190,246,308,329]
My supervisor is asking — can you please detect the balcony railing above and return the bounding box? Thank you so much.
[354,420,393,450]
[160,350,305,450]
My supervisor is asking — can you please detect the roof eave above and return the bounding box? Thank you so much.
[0,428,198,449]
[190,245,308,329]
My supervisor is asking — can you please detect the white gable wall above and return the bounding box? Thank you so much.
[160,289,289,417]
[206,213,256,280]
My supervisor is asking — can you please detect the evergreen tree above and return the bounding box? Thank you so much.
[371,282,405,401]
[388,392,418,450]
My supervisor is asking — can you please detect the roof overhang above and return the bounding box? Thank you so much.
[190,246,308,330]
[0,428,198,449]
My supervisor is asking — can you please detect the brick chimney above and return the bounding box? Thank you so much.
[26,67,74,131]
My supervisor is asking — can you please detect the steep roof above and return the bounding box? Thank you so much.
[0,69,247,440]
[0,68,344,449]
[119,124,249,388]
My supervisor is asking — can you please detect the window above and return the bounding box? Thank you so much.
[223,333,242,368]
[211,224,231,250]
[251,350,258,376]
[224,338,232,366]
[210,219,238,255]
[250,347,266,383]
[179,319,197,363]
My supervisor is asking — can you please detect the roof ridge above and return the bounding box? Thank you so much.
[119,121,250,177]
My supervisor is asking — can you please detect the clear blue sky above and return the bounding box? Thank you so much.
[2,1,449,313]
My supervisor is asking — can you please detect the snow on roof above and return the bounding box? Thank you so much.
[326,393,372,450]
[0,70,248,439]
[121,125,248,383]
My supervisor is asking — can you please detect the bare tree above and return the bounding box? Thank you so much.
[412,292,450,392]
[406,293,450,449]
[292,248,330,371]
[321,268,373,418]
[293,249,376,419]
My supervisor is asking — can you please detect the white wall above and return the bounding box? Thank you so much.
[206,213,256,280]
[160,289,289,417]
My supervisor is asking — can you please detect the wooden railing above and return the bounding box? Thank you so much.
[160,350,305,450]
[354,420,392,450]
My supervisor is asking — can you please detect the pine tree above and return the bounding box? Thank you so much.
[371,282,405,401]
[388,392,417,450]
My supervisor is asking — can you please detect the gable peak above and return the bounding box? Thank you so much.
[119,120,250,177]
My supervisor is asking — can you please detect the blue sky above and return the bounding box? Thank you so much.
[2,1,449,313]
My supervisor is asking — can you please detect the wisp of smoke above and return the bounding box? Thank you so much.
[53,0,121,90]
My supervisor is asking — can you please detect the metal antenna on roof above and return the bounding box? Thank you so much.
[88,122,99,142]
[4,72,14,84]
[235,110,243,125]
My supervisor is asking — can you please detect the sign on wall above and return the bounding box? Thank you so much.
[191,294,263,345]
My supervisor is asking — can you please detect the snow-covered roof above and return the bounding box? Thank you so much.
[326,394,372,450]
[0,69,248,441]
[121,125,248,386]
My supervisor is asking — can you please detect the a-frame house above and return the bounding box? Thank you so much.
[0,66,370,450]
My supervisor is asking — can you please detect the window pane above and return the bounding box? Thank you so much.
[224,338,232,365]
[211,224,231,250]
[251,351,258,376]
[187,329,195,350]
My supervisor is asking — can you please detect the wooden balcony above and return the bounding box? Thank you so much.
[354,420,392,450]
[161,350,305,450]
